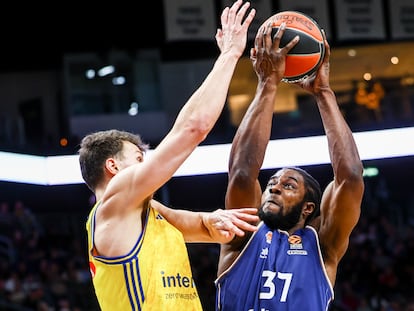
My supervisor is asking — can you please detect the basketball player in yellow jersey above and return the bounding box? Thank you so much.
[78,1,259,310]
[86,201,258,310]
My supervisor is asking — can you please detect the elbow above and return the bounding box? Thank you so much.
[348,160,364,179]
[344,162,365,193]
[353,161,364,182]
[228,167,255,190]
[183,117,212,144]
[336,159,364,189]
[339,154,364,180]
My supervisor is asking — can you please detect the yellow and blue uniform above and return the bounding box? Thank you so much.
[86,202,203,311]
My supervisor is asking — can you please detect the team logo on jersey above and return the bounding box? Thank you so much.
[260,247,269,259]
[265,231,273,244]
[287,235,308,255]
[160,271,197,288]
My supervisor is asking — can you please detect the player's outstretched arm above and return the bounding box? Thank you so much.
[153,200,258,243]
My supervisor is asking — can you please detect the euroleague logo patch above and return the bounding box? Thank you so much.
[287,235,308,255]
[288,235,302,244]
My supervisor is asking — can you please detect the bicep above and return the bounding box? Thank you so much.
[318,180,363,262]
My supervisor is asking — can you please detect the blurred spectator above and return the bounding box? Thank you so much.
[12,200,44,241]
[0,201,14,236]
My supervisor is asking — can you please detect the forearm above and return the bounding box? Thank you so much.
[153,202,209,241]
[155,202,259,243]
[315,88,363,179]
[168,209,211,242]
[230,81,277,174]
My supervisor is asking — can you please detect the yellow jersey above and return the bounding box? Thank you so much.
[86,202,203,311]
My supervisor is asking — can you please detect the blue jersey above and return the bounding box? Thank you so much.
[215,222,334,311]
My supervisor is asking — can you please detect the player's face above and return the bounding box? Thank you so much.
[115,141,145,171]
[112,141,153,201]
[259,168,307,231]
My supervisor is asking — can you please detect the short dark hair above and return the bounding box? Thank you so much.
[78,129,149,191]
[287,167,322,224]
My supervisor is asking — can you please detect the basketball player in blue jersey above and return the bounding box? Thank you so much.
[77,1,261,310]
[215,22,365,311]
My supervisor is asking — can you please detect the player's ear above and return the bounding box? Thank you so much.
[303,202,315,217]
[105,158,118,175]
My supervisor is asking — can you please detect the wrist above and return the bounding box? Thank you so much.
[258,79,278,91]
[314,87,334,99]
[219,49,243,61]
[200,212,210,231]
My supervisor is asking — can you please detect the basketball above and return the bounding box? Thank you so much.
[261,11,325,83]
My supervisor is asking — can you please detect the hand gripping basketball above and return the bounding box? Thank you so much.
[261,11,325,83]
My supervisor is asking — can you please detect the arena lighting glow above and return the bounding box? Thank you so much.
[0,127,413,186]
[363,167,379,177]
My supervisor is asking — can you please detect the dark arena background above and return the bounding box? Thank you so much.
[1,1,414,310]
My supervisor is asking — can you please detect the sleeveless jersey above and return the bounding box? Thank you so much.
[86,202,203,311]
[215,222,334,311]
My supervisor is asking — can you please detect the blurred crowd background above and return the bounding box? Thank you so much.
[1,1,414,310]
[1,162,414,311]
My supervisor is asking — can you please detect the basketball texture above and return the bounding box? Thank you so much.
[262,11,325,83]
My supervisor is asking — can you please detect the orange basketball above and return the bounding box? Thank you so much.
[261,11,325,83]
